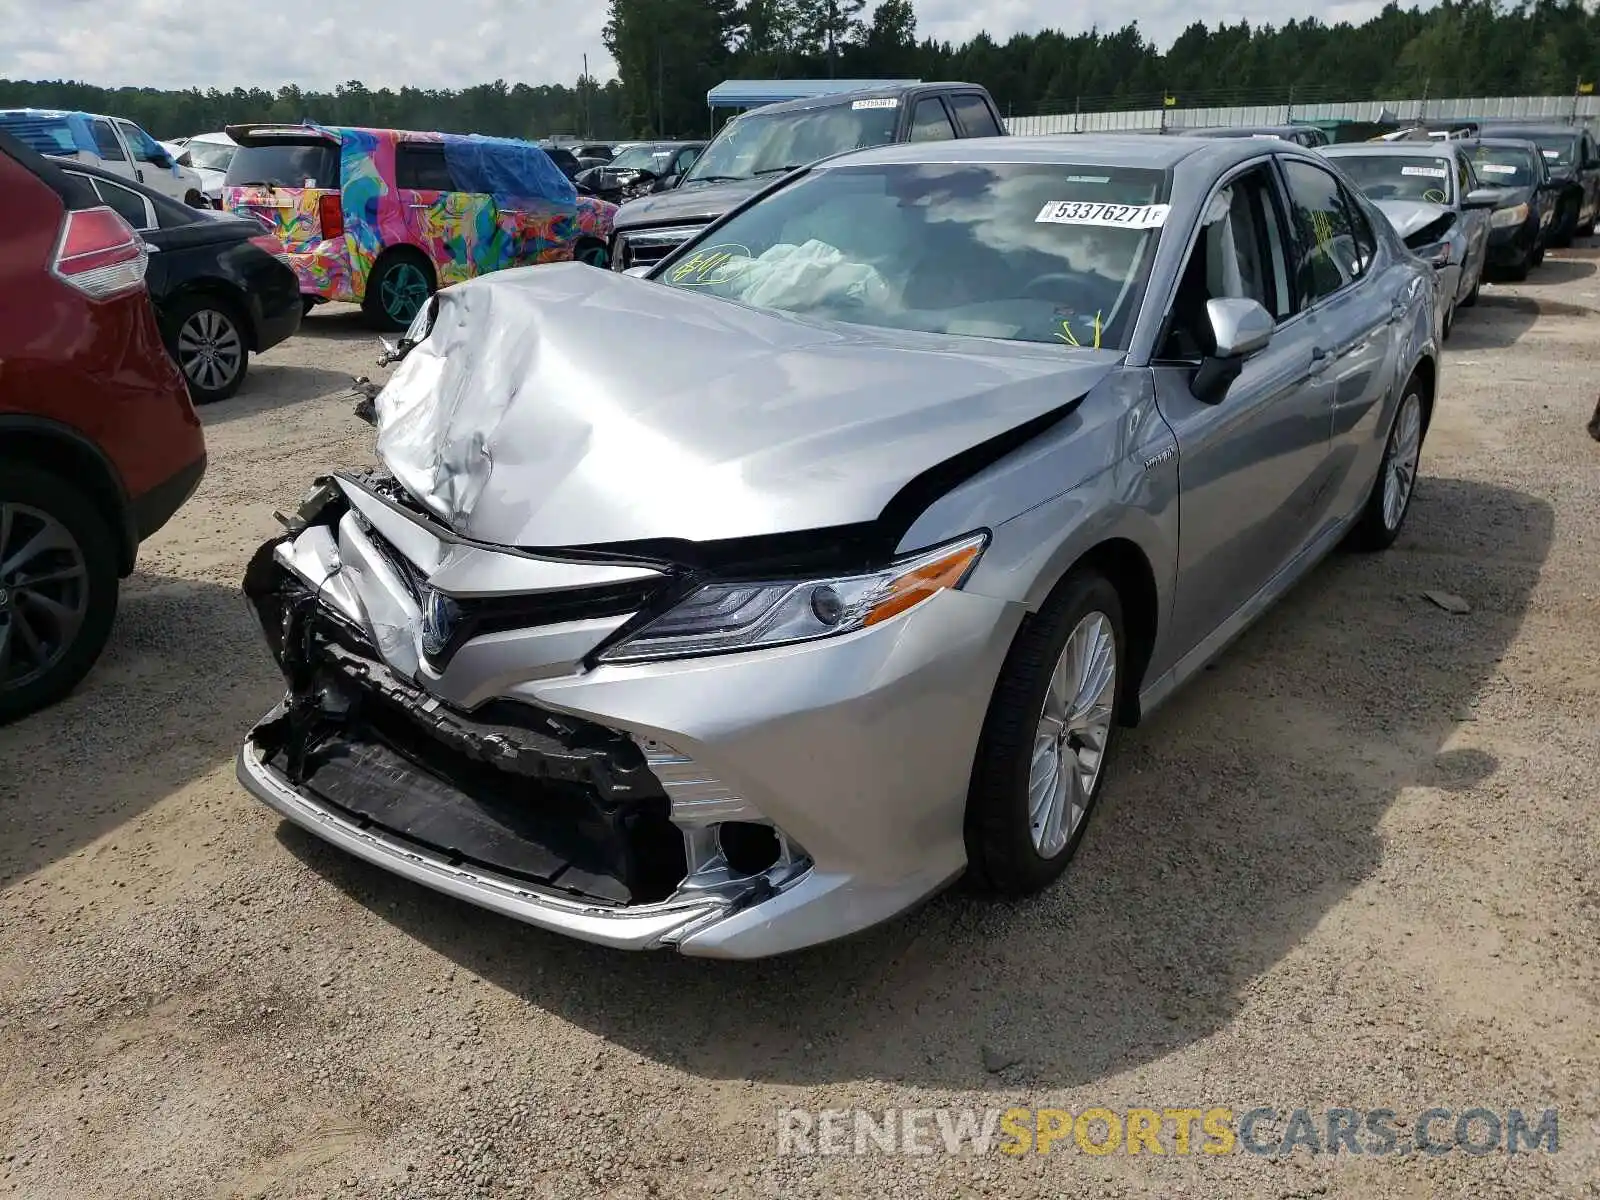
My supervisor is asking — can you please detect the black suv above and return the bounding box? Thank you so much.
[609,82,1007,272]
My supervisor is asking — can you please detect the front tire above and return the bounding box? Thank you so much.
[0,465,121,725]
[1460,274,1481,308]
[169,293,249,404]
[1348,382,1425,553]
[965,569,1124,896]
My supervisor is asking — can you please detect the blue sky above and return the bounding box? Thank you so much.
[0,0,1398,92]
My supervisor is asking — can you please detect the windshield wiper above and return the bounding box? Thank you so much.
[753,164,806,177]
[687,173,745,183]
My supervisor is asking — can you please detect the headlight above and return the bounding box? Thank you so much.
[1414,241,1452,268]
[1490,203,1530,229]
[598,531,989,664]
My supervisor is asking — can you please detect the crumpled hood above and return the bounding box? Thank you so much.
[374,263,1118,549]
[612,177,768,231]
[1374,199,1453,240]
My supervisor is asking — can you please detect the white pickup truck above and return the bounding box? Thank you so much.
[0,108,205,205]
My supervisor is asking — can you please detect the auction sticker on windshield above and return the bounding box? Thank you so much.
[1478,163,1517,175]
[1401,165,1448,178]
[852,98,898,110]
[1036,202,1170,228]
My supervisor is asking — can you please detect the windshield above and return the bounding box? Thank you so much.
[1529,133,1578,165]
[658,162,1167,351]
[683,102,901,185]
[1469,145,1537,187]
[610,145,674,172]
[225,141,340,189]
[1330,154,1454,204]
[185,140,236,171]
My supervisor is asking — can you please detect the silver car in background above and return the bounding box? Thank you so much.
[237,136,1439,958]
[1320,141,1503,337]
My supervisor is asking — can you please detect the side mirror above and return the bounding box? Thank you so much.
[1208,297,1273,358]
[622,265,653,279]
[1192,298,1273,405]
[1462,187,1506,209]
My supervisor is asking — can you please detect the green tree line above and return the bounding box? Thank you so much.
[1,0,1596,141]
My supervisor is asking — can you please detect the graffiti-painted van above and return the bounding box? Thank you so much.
[221,124,617,328]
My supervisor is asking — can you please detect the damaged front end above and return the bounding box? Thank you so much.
[237,471,810,951]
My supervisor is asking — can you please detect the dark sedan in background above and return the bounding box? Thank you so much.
[60,163,302,402]
[1479,122,1600,245]
[1460,137,1560,278]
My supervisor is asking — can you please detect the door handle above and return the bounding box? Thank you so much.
[1309,345,1332,374]
[1388,301,1407,324]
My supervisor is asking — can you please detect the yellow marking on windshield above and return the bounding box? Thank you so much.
[1057,313,1104,349]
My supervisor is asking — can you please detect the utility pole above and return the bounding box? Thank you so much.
[582,53,590,138]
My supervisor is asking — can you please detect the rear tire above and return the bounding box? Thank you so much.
[965,569,1124,896]
[0,465,121,725]
[1348,379,1426,553]
[1459,275,1480,308]
[167,293,250,404]
[362,249,435,331]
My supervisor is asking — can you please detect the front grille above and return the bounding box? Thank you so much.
[353,515,667,670]
[613,224,706,271]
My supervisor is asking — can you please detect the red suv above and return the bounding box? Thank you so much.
[0,131,207,723]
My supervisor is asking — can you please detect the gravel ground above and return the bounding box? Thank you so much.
[2,248,1599,1200]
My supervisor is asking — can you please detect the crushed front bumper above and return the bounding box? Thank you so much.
[236,473,1022,957]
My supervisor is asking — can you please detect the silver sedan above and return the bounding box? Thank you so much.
[1319,141,1502,337]
[237,135,1440,958]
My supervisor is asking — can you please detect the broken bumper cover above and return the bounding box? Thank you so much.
[237,724,733,951]
[236,475,1024,958]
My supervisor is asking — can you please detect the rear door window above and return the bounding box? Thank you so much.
[1281,158,1369,306]
[91,119,126,161]
[86,176,155,229]
[396,143,459,192]
[225,141,341,189]
[947,94,1002,138]
[909,98,956,142]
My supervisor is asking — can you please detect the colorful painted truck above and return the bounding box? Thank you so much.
[222,124,617,328]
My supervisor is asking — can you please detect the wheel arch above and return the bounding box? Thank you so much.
[1407,352,1438,434]
[0,416,136,576]
[1071,538,1160,727]
[167,280,257,350]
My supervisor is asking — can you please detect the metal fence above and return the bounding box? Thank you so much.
[1004,93,1600,136]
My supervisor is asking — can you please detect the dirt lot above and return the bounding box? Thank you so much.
[3,248,1599,1199]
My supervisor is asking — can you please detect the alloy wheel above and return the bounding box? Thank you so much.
[1383,392,1424,532]
[381,262,431,324]
[177,308,244,394]
[1029,611,1118,857]
[0,501,90,691]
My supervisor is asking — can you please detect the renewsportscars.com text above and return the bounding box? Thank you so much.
[776,1106,1559,1157]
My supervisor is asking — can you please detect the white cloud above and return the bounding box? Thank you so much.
[0,0,1404,92]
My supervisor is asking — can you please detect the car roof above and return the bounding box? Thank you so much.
[1181,125,1301,136]
[732,81,987,119]
[1479,123,1581,135]
[823,133,1261,171]
[1460,137,1543,151]
[1323,142,1459,158]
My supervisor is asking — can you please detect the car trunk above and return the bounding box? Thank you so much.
[222,131,342,251]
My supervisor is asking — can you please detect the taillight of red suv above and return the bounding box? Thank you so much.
[50,205,148,300]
